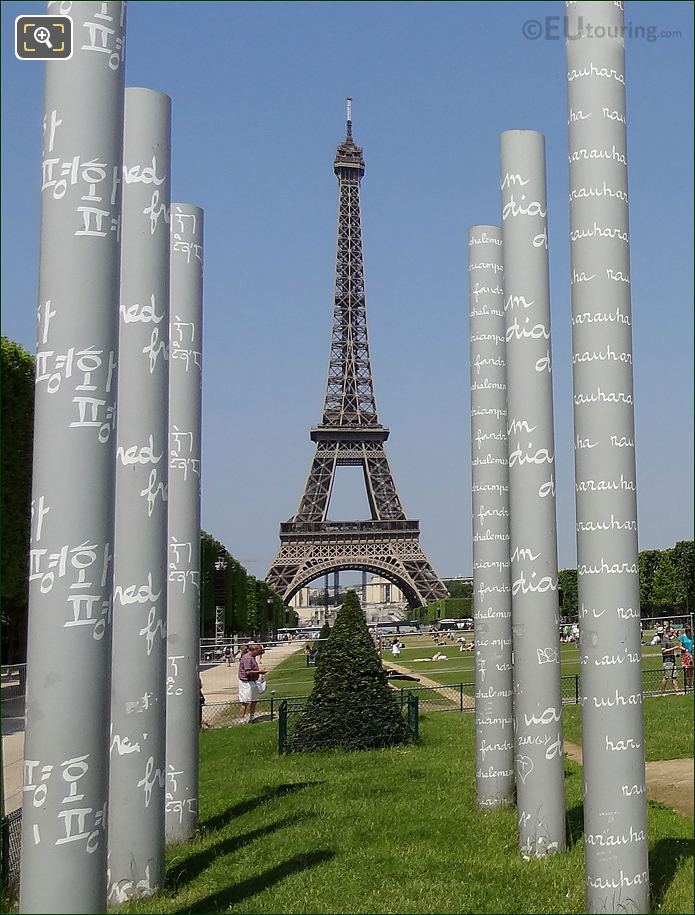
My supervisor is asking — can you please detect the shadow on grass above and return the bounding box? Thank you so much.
[200,781,322,833]
[649,837,694,910]
[566,804,584,849]
[173,850,336,914]
[167,812,315,889]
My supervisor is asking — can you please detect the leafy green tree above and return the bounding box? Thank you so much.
[671,541,695,613]
[1,338,34,661]
[199,533,283,639]
[200,531,225,637]
[651,552,685,612]
[558,569,578,618]
[638,550,661,613]
[423,597,471,621]
[443,579,473,600]
[316,621,331,654]
[290,589,410,752]
[246,575,259,636]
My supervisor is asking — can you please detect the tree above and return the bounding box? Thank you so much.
[638,550,661,614]
[558,569,578,618]
[671,541,695,614]
[444,579,473,600]
[199,531,224,638]
[316,621,331,654]
[651,553,685,613]
[1,338,34,661]
[290,590,411,752]
[423,597,471,622]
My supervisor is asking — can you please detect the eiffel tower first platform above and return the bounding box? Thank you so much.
[266,101,447,608]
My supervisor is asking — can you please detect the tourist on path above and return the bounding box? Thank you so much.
[238,643,266,723]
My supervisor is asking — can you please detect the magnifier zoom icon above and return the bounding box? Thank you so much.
[34,26,53,48]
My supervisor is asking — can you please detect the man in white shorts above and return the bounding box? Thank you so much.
[238,643,266,723]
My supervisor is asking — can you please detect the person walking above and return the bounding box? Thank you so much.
[660,630,678,694]
[238,643,266,723]
[678,627,693,691]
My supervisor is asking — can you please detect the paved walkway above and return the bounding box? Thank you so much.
[200,641,303,704]
[563,740,693,819]
[2,730,24,814]
[382,659,475,709]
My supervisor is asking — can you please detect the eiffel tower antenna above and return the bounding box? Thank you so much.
[267,105,447,609]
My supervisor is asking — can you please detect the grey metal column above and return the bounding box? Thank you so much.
[165,204,204,843]
[108,88,171,903]
[566,4,649,911]
[468,226,515,808]
[19,4,126,912]
[500,130,566,857]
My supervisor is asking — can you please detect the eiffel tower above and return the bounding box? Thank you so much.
[266,101,447,608]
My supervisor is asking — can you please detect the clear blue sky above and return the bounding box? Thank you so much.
[2,1,693,582]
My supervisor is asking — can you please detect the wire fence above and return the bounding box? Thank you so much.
[200,667,690,729]
[202,694,281,729]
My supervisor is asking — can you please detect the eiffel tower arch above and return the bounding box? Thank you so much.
[267,101,447,609]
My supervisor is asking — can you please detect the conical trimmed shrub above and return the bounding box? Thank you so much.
[289,589,411,752]
[316,620,331,658]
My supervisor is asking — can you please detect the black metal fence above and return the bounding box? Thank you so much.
[277,697,309,754]
[199,668,689,732]
[2,808,21,898]
[386,668,690,714]
[277,692,420,754]
[201,694,280,729]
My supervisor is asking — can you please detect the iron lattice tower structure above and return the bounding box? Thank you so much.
[267,101,447,608]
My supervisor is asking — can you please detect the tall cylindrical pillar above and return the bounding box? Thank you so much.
[107,88,171,902]
[500,130,566,857]
[19,4,126,912]
[566,4,649,911]
[165,204,204,843]
[468,225,515,808]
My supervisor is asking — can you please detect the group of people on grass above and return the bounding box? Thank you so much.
[560,623,580,643]
[659,625,693,693]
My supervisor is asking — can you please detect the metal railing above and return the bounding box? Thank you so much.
[198,667,690,732]
[2,663,26,898]
[2,808,21,898]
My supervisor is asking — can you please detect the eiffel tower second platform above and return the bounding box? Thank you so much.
[266,102,447,609]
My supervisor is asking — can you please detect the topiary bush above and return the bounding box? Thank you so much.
[316,620,331,655]
[289,589,411,752]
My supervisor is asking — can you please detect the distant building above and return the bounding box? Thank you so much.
[289,574,406,624]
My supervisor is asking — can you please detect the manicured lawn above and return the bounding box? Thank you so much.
[267,650,317,698]
[268,638,676,700]
[122,715,693,914]
[563,695,694,761]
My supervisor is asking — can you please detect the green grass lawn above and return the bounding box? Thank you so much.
[267,650,318,698]
[121,715,693,915]
[563,695,694,761]
[267,639,675,701]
